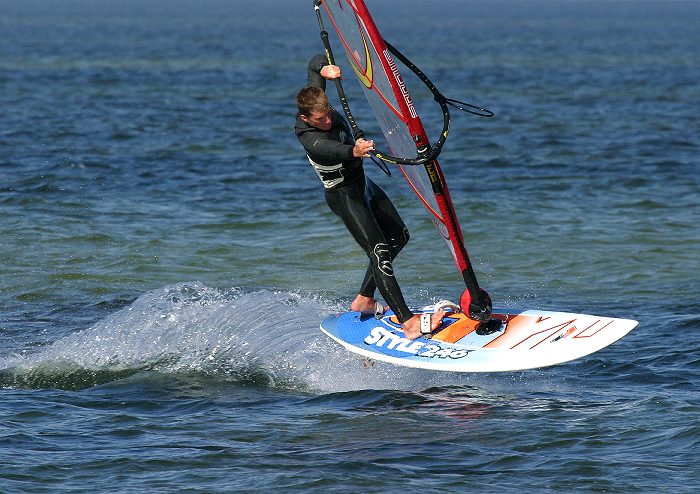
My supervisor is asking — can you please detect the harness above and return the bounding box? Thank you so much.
[306,155,346,189]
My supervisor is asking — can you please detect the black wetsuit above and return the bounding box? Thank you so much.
[294,54,413,323]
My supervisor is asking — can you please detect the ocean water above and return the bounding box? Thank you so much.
[1,0,699,492]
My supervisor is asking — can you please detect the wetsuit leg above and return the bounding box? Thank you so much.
[325,178,413,323]
[358,178,410,297]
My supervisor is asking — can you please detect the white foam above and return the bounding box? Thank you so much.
[2,282,514,392]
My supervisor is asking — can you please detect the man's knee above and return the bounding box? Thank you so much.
[389,227,409,255]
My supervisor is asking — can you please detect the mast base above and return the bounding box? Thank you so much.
[460,288,493,322]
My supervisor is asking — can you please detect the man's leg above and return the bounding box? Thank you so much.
[325,182,413,323]
[357,178,410,301]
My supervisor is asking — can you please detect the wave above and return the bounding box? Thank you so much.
[0,282,494,392]
[9,282,655,394]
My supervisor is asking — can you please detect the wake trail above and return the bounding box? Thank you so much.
[0,282,517,392]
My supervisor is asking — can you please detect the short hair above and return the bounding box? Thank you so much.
[296,86,330,117]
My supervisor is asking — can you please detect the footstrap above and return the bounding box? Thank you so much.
[374,301,384,319]
[420,313,433,339]
[434,300,461,314]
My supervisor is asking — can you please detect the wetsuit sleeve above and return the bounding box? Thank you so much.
[307,54,328,90]
[303,126,355,162]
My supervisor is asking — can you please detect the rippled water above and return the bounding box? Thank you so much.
[1,0,699,492]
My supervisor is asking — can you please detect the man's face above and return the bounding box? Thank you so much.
[302,108,332,131]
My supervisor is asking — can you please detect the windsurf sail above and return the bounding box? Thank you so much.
[313,0,493,321]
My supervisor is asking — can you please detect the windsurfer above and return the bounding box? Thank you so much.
[294,54,445,340]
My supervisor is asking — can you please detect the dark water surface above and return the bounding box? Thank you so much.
[2,1,699,492]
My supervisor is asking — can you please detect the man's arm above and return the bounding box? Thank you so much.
[307,54,342,89]
[305,131,355,162]
[307,54,329,90]
[305,131,374,162]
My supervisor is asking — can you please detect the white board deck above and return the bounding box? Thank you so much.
[320,305,638,372]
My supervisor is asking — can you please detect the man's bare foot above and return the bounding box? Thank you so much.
[402,309,446,340]
[350,295,387,316]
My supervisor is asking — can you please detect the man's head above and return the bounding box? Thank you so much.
[297,86,333,131]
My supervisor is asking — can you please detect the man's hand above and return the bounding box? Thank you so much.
[320,64,342,80]
[353,138,375,158]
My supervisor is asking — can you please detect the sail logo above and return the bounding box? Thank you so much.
[349,30,373,89]
[384,49,417,119]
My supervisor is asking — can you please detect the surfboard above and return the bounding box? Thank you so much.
[320,305,638,372]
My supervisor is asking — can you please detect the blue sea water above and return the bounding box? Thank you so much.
[1,0,699,492]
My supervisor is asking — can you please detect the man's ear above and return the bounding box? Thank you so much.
[299,114,310,124]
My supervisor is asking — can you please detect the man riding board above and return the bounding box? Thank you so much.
[294,54,446,340]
